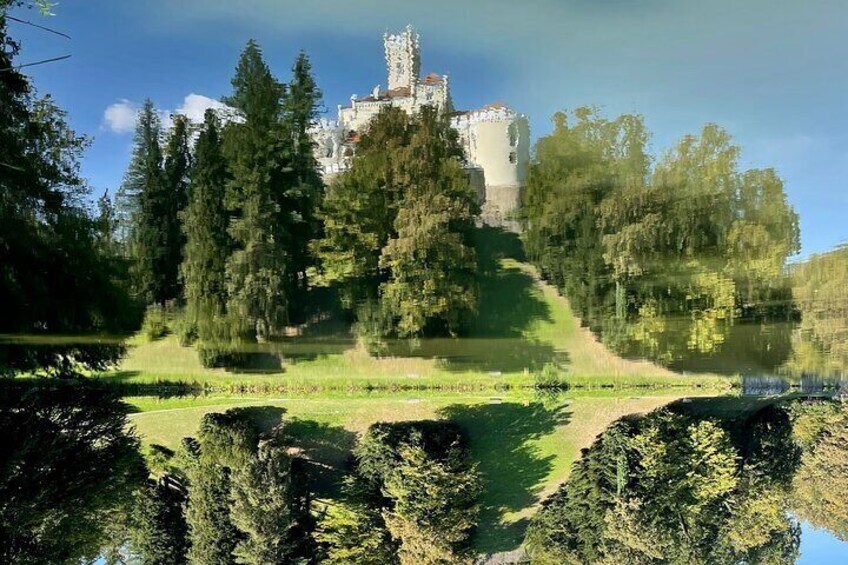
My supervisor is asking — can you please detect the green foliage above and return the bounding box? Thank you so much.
[785,246,848,377]
[141,304,171,341]
[0,381,146,563]
[317,497,399,565]
[118,100,173,304]
[790,401,848,541]
[185,408,314,564]
[181,110,234,353]
[316,105,479,338]
[282,51,325,311]
[230,443,314,564]
[522,108,800,369]
[382,441,481,565]
[128,479,189,565]
[320,421,480,564]
[525,405,803,564]
[0,14,138,375]
[223,40,324,341]
[315,107,413,307]
[534,362,568,390]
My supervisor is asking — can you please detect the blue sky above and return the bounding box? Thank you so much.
[10,0,847,256]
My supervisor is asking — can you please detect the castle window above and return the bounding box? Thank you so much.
[509,151,517,164]
[508,123,518,147]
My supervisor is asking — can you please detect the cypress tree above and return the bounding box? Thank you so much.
[181,110,231,347]
[230,444,315,564]
[223,40,293,340]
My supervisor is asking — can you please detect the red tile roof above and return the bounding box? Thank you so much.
[421,73,444,85]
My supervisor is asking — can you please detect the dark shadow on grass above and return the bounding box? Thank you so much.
[280,419,358,500]
[439,401,572,554]
[380,227,569,373]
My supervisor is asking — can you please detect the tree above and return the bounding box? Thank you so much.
[315,107,412,308]
[321,421,480,564]
[785,246,848,377]
[379,108,479,337]
[230,443,314,564]
[382,441,481,565]
[790,401,848,540]
[118,99,170,304]
[283,51,325,306]
[521,108,800,370]
[185,409,315,564]
[525,406,802,565]
[223,40,293,340]
[181,110,232,351]
[316,105,479,338]
[161,113,192,301]
[0,381,145,563]
[128,479,189,565]
[0,8,137,376]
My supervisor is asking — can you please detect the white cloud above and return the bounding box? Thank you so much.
[175,93,229,123]
[102,99,138,134]
[102,93,232,136]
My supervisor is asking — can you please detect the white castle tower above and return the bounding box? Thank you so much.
[384,25,420,91]
[308,26,529,229]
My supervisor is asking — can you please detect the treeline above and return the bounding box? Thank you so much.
[0,2,138,377]
[115,41,324,365]
[2,1,483,377]
[521,108,800,366]
[785,246,848,378]
[117,43,479,366]
[525,398,848,563]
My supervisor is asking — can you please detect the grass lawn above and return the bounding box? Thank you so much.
[99,229,732,392]
[127,388,720,554]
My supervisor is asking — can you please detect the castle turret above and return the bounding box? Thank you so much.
[384,25,420,91]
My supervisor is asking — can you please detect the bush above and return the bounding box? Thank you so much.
[171,314,198,347]
[141,305,171,341]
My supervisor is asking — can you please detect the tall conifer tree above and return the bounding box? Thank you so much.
[283,51,325,303]
[181,110,231,344]
[223,40,292,340]
[162,113,192,301]
[118,100,169,304]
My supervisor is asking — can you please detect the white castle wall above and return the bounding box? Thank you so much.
[451,107,530,228]
[309,27,530,230]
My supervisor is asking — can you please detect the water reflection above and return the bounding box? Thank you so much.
[569,244,848,385]
[526,397,848,564]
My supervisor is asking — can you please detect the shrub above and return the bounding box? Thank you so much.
[141,305,171,341]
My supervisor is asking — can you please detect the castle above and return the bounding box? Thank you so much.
[309,26,530,227]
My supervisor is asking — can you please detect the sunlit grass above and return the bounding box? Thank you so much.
[97,255,732,392]
[126,389,716,553]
